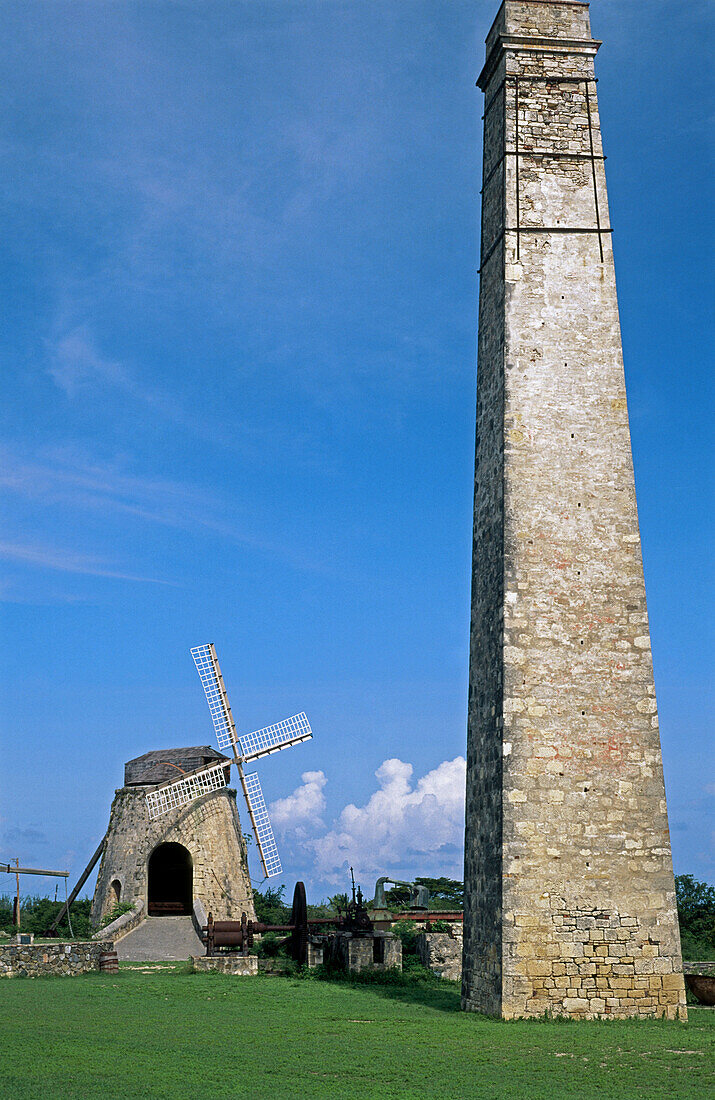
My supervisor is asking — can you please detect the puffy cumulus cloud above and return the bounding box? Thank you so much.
[269,770,327,833]
[311,756,466,885]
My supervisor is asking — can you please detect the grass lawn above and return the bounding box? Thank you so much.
[0,965,712,1099]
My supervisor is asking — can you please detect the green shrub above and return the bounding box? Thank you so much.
[99,901,135,929]
[675,875,715,959]
[254,931,288,958]
[391,919,419,955]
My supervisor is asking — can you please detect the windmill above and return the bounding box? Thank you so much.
[145,643,312,879]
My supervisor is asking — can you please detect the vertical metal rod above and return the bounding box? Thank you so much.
[514,77,520,261]
[584,79,604,262]
[478,72,488,272]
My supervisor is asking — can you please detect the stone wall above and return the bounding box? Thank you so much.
[417,927,464,982]
[191,955,257,976]
[92,899,144,943]
[326,932,402,974]
[91,785,255,927]
[0,940,113,978]
[463,0,686,1020]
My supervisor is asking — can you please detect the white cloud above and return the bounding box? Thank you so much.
[311,756,466,886]
[270,770,327,833]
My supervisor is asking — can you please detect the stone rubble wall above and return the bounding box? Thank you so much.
[0,940,113,978]
[417,928,464,982]
[326,932,402,974]
[191,955,257,976]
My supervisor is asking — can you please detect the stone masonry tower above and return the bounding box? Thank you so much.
[91,746,255,928]
[463,1,686,1019]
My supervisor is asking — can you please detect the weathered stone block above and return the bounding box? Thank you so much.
[416,930,463,982]
[191,955,258,976]
[326,932,401,975]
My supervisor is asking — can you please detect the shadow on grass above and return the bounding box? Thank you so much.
[307,964,463,1014]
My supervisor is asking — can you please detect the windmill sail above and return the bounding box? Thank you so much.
[191,643,238,753]
[145,643,313,879]
[239,713,312,762]
[145,762,228,820]
[240,771,282,878]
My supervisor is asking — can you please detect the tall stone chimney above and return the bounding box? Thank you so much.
[463,0,686,1019]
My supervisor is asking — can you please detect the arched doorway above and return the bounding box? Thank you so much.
[147,843,193,915]
[110,879,121,907]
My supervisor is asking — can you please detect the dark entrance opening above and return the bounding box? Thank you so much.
[148,843,193,915]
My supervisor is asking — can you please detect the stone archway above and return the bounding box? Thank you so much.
[147,842,193,915]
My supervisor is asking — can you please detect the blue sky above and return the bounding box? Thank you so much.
[1,0,712,904]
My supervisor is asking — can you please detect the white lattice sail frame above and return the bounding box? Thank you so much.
[144,643,314,877]
[243,771,282,877]
[145,763,228,821]
[240,713,312,762]
[190,643,237,751]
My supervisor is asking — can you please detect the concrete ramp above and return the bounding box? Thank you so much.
[116,916,204,962]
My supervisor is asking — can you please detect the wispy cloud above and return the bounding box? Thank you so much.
[0,540,175,585]
[1,825,49,847]
[45,322,235,445]
[1,449,219,530]
[48,325,132,396]
[0,448,347,579]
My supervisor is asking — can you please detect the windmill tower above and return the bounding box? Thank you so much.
[463,0,686,1019]
[91,644,312,927]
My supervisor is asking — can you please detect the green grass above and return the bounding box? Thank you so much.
[0,967,712,1099]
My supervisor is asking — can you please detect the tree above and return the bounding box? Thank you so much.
[327,893,348,913]
[415,877,464,909]
[252,885,291,925]
[675,875,715,958]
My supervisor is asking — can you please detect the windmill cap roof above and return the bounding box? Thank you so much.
[124,746,230,787]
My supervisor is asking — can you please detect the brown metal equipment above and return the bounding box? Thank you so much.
[203,876,373,965]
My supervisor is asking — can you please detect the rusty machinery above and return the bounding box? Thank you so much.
[203,875,373,965]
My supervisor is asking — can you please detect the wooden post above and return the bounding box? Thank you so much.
[14,859,20,928]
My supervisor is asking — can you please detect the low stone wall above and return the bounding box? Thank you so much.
[191,955,257,976]
[416,929,463,982]
[92,899,144,943]
[0,940,113,978]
